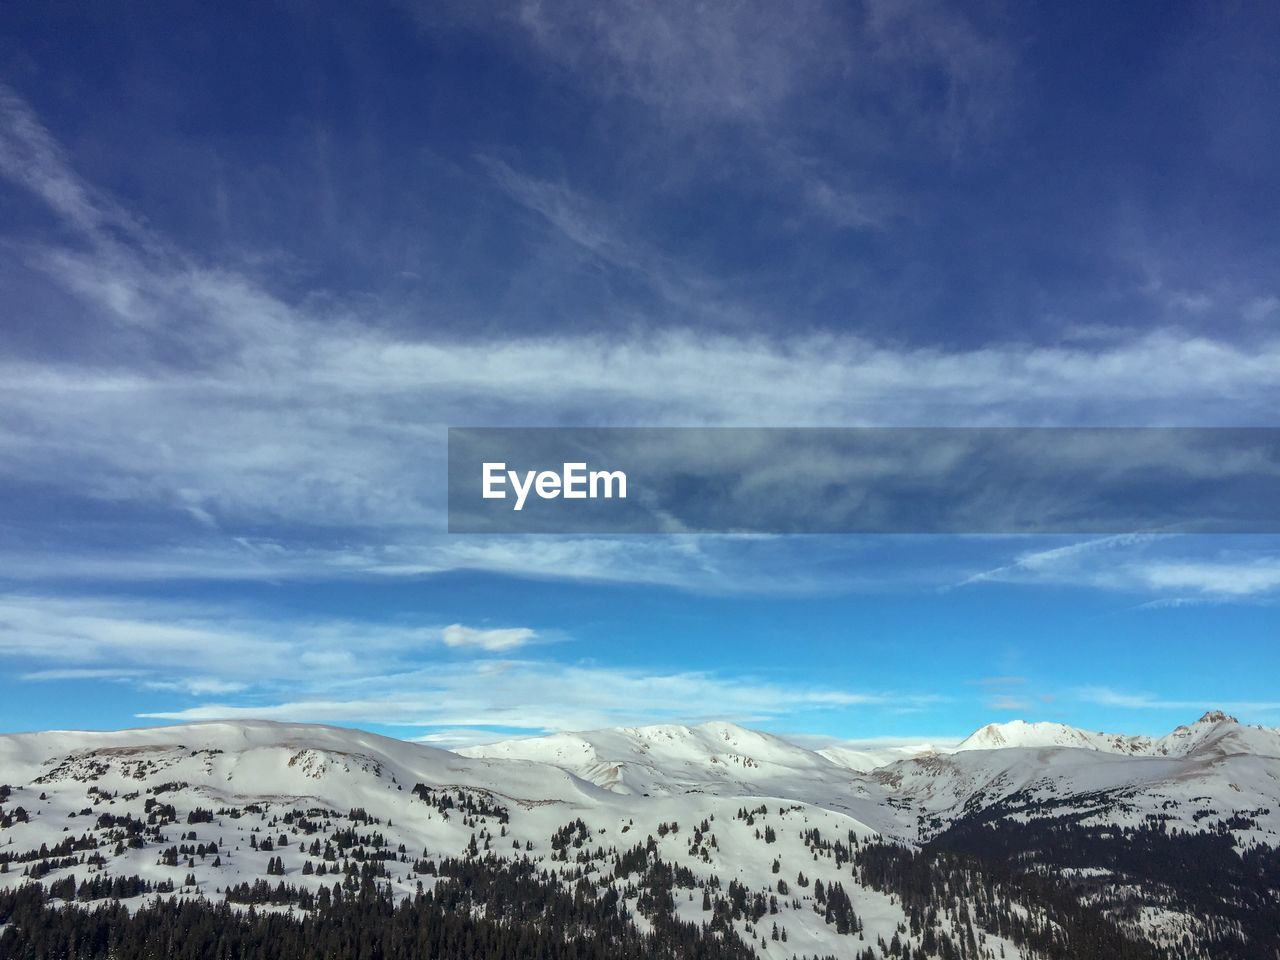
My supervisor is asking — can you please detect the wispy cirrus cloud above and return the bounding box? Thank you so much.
[959,535,1280,599]
[20,667,151,683]
[3,85,1280,599]
[477,155,745,322]
[20,669,247,697]
[415,0,1017,234]
[1136,560,1280,596]
[0,85,136,236]
[1074,686,1280,714]
[2,591,941,735]
[476,0,842,124]
[134,661,933,732]
[0,593,539,686]
[440,0,1019,148]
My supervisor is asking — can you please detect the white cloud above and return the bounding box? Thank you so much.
[6,324,1280,546]
[1136,560,1280,596]
[959,535,1280,599]
[0,593,450,689]
[142,677,250,696]
[3,86,1280,597]
[442,623,536,651]
[0,85,132,236]
[19,667,150,682]
[3,592,939,733]
[0,537,806,593]
[1074,686,1280,714]
[135,660,935,732]
[17,666,245,696]
[958,534,1166,585]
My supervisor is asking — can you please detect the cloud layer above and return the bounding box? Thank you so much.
[0,592,934,735]
[2,83,1278,610]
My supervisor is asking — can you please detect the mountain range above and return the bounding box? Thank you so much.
[2,711,1278,959]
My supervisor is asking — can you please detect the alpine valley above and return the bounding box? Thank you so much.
[1,711,1278,960]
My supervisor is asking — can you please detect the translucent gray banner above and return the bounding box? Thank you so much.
[447,428,1280,534]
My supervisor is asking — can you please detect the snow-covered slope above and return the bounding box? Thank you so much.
[1147,710,1280,758]
[3,713,1279,958]
[459,720,858,795]
[462,712,1280,844]
[870,711,1280,846]
[462,721,943,782]
[0,719,918,959]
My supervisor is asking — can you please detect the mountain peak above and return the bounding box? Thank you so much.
[955,719,1155,756]
[1195,710,1237,725]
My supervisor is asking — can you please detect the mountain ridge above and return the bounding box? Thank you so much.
[3,712,1279,959]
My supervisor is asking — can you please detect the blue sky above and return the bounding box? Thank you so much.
[0,1,1277,744]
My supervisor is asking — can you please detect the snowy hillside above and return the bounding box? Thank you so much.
[459,721,863,795]
[2,713,1279,959]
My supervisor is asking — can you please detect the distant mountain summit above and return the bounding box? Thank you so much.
[1195,710,1237,724]
[949,709,1278,760]
[460,720,845,795]
[954,718,1154,754]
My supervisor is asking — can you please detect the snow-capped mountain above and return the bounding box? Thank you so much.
[873,711,1280,844]
[3,712,1279,959]
[461,720,949,783]
[952,710,1280,760]
[458,720,860,795]
[954,718,1154,754]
